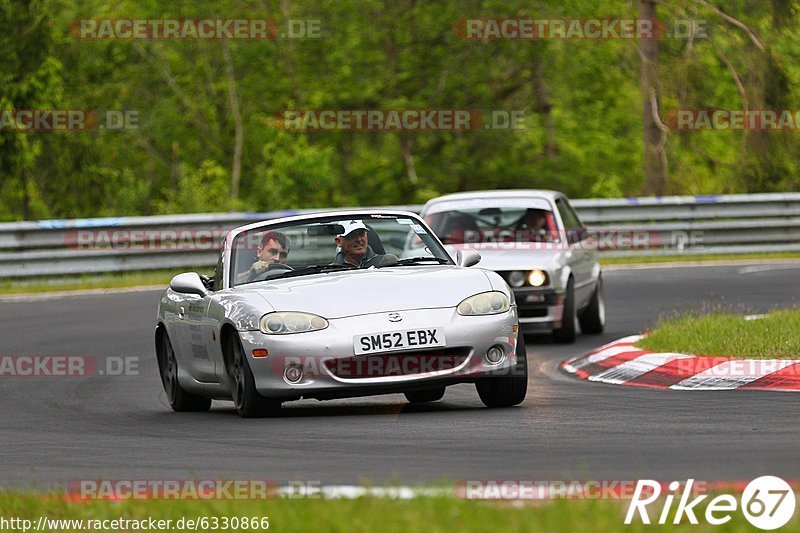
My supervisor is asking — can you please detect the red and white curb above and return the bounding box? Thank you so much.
[561,335,800,391]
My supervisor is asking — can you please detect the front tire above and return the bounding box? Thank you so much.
[476,338,528,408]
[553,278,577,343]
[157,330,212,412]
[579,276,606,334]
[405,387,446,404]
[226,333,281,418]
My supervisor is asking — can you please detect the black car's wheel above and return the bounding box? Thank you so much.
[553,278,576,343]
[475,337,528,408]
[227,333,281,418]
[579,275,606,334]
[404,387,446,404]
[157,330,211,412]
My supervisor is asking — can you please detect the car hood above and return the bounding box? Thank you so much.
[451,244,569,271]
[237,266,493,319]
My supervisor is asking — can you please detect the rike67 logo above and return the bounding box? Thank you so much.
[625,477,795,530]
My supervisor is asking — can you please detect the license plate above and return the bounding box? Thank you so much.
[354,328,446,355]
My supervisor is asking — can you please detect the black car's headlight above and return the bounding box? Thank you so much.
[507,269,548,288]
[259,312,329,334]
[457,291,510,316]
[527,269,547,287]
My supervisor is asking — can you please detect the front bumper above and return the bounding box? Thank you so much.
[238,306,519,400]
[513,287,565,332]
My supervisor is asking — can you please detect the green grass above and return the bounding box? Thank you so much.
[0,492,782,532]
[637,309,800,359]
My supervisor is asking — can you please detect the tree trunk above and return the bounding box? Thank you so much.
[531,55,558,157]
[223,42,243,201]
[639,0,666,196]
[21,169,30,221]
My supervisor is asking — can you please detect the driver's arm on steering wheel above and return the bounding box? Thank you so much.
[244,262,295,283]
[234,261,267,284]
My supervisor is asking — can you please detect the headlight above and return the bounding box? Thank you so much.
[259,312,329,334]
[457,291,510,316]
[507,271,526,288]
[527,269,547,287]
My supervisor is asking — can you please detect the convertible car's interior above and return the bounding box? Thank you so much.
[229,215,451,287]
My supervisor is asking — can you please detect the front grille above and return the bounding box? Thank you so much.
[325,347,470,379]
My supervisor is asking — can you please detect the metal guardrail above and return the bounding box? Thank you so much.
[1,193,799,277]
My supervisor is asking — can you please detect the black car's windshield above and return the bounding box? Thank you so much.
[425,202,561,246]
[230,214,452,287]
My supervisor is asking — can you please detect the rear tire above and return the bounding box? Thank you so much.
[476,338,528,408]
[579,276,605,334]
[404,387,446,404]
[226,333,281,418]
[553,278,576,343]
[157,330,212,412]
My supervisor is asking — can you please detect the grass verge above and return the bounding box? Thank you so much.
[0,269,209,295]
[637,309,800,359]
[600,251,800,266]
[0,492,780,532]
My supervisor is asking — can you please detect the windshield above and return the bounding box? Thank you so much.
[425,205,561,245]
[231,214,452,287]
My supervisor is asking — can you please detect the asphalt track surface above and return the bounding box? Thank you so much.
[1,262,799,488]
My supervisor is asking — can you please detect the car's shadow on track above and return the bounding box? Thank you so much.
[205,400,489,419]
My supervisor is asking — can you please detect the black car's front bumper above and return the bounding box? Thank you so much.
[513,287,565,333]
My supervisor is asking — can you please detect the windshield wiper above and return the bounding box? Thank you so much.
[270,263,357,280]
[380,256,450,267]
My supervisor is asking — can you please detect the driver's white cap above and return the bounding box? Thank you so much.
[337,219,368,237]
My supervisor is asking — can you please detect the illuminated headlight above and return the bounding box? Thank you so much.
[259,312,329,334]
[457,291,510,316]
[527,269,547,287]
[507,271,526,288]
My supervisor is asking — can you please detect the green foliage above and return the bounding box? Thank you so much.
[0,0,798,220]
[637,309,800,359]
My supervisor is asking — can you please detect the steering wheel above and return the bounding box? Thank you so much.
[248,263,294,282]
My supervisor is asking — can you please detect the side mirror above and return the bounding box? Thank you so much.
[457,249,481,267]
[169,272,208,297]
[567,228,587,245]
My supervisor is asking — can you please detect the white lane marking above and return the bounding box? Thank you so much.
[589,353,693,384]
[278,485,450,499]
[739,264,800,274]
[671,359,800,390]
[602,334,645,347]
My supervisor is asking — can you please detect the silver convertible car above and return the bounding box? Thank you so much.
[155,211,527,417]
[418,190,605,343]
